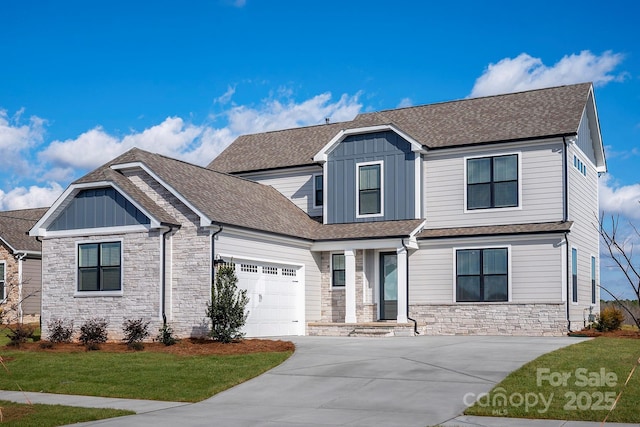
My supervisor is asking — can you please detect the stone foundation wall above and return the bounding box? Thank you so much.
[410,303,567,336]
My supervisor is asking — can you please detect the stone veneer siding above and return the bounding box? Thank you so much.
[320,250,376,323]
[41,232,162,340]
[410,303,567,336]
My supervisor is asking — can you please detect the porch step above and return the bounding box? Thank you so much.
[307,322,415,337]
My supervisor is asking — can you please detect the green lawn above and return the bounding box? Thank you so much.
[0,350,292,402]
[0,400,133,426]
[465,337,640,423]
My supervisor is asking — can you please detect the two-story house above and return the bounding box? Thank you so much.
[31,83,604,338]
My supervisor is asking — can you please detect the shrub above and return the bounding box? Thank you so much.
[79,318,109,349]
[7,324,35,346]
[206,263,249,343]
[595,306,625,332]
[157,323,177,346]
[122,318,150,349]
[47,318,74,343]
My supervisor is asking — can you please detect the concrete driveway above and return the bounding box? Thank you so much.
[83,335,584,427]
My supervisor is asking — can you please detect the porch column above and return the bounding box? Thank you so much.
[396,247,408,323]
[345,249,357,323]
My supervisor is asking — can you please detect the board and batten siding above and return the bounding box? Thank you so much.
[423,140,564,228]
[410,235,565,304]
[566,121,600,326]
[240,166,323,217]
[21,257,41,316]
[326,131,416,223]
[216,230,322,324]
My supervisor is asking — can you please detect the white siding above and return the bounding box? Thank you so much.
[423,140,564,228]
[240,166,323,217]
[22,258,41,316]
[216,229,322,324]
[567,134,600,327]
[576,110,597,164]
[410,235,565,304]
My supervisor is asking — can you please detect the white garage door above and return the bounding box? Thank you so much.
[235,260,303,337]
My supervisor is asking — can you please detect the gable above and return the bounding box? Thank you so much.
[48,187,150,231]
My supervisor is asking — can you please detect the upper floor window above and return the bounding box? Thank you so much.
[357,161,383,217]
[314,174,323,207]
[456,248,508,302]
[467,154,518,210]
[332,253,345,287]
[78,241,122,292]
[0,261,5,300]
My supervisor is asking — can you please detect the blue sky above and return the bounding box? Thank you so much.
[1,0,639,298]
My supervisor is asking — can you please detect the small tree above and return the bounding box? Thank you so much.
[122,318,150,350]
[0,270,39,346]
[598,214,640,330]
[206,263,249,343]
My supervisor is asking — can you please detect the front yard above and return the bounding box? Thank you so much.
[465,337,640,423]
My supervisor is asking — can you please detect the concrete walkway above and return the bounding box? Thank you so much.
[1,335,637,426]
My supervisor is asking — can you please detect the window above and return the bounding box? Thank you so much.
[0,262,5,300]
[573,155,587,177]
[467,154,518,210]
[314,174,323,207]
[572,248,578,303]
[262,266,278,275]
[591,256,596,305]
[282,268,296,277]
[78,242,122,291]
[241,264,258,273]
[357,162,382,216]
[456,248,508,302]
[332,253,345,287]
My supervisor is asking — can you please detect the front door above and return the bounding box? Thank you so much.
[380,252,398,320]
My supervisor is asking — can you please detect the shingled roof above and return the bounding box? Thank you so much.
[417,221,573,239]
[208,83,592,174]
[0,208,48,253]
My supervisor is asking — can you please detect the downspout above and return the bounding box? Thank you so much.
[401,239,419,335]
[35,236,43,332]
[16,252,27,324]
[563,136,571,332]
[161,226,178,325]
[210,224,223,285]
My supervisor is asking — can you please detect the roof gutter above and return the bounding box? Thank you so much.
[426,132,578,151]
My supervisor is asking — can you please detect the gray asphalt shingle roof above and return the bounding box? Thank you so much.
[208,83,592,174]
[417,221,573,239]
[0,208,48,253]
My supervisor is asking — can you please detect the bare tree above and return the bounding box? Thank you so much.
[0,269,39,344]
[598,214,640,330]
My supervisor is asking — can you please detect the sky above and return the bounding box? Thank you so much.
[1,0,639,299]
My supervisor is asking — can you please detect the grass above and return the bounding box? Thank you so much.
[0,350,292,402]
[0,400,133,426]
[465,337,640,423]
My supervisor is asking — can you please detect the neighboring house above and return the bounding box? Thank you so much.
[31,83,605,338]
[0,208,48,324]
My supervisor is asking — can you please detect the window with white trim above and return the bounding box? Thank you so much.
[0,261,5,300]
[331,253,345,287]
[357,162,382,216]
[467,154,518,210]
[241,264,258,273]
[262,266,278,275]
[78,242,122,291]
[591,256,596,305]
[574,155,587,177]
[282,268,297,277]
[456,248,508,302]
[572,248,578,303]
[314,174,323,207]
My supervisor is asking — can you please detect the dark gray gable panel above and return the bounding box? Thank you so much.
[327,131,416,223]
[49,187,151,231]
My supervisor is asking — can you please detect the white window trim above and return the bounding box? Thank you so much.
[330,252,346,289]
[571,246,578,305]
[74,238,124,297]
[451,244,512,303]
[313,173,323,209]
[0,260,6,301]
[590,253,597,306]
[356,160,384,218]
[463,151,522,214]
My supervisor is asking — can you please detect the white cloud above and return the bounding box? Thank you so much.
[397,98,413,108]
[0,182,63,210]
[215,85,236,105]
[0,109,46,175]
[599,174,640,219]
[470,51,625,98]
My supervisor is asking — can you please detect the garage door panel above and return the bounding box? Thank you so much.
[233,260,302,337]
